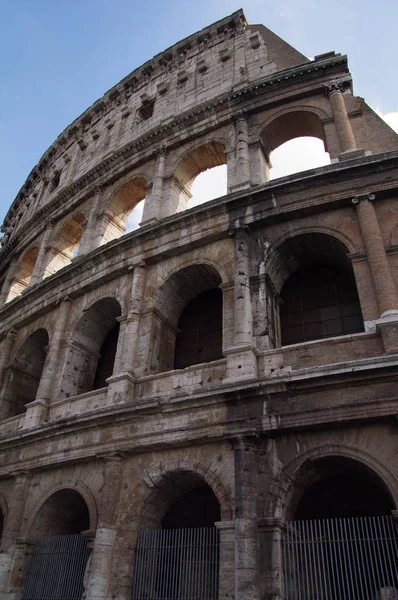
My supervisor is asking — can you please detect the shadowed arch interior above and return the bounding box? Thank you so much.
[44,214,85,278]
[44,214,85,277]
[153,264,223,373]
[172,142,227,212]
[60,298,121,398]
[6,246,39,302]
[3,328,49,418]
[29,489,90,538]
[289,456,394,520]
[260,110,326,157]
[101,177,147,243]
[142,471,221,529]
[271,233,364,345]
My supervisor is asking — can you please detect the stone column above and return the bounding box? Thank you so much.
[324,80,357,154]
[0,330,17,388]
[225,227,257,381]
[107,264,147,403]
[233,437,259,600]
[0,258,18,305]
[1,472,31,553]
[232,113,251,191]
[86,454,124,600]
[353,194,398,353]
[142,148,166,224]
[258,517,285,600]
[353,195,398,319]
[215,521,235,600]
[29,225,54,286]
[23,298,72,428]
[79,187,103,255]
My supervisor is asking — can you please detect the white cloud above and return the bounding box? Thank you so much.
[375,111,398,133]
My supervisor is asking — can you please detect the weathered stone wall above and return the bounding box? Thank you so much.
[0,8,398,600]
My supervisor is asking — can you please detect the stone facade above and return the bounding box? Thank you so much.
[0,9,398,600]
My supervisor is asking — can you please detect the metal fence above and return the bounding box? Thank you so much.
[283,516,398,600]
[132,527,220,600]
[22,534,89,600]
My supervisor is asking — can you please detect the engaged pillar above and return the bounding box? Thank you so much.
[353,194,398,352]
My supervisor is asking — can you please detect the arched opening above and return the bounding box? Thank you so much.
[6,247,39,302]
[283,457,398,599]
[291,457,394,521]
[25,489,90,600]
[60,298,121,398]
[2,328,49,419]
[172,142,227,212]
[260,111,330,180]
[30,489,90,539]
[153,264,223,374]
[174,288,223,369]
[269,137,330,180]
[101,177,146,244]
[133,473,220,600]
[189,165,227,208]
[273,233,364,346]
[44,214,85,278]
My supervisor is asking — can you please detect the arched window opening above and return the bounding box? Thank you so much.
[93,321,120,390]
[60,298,121,398]
[44,214,85,278]
[269,136,330,180]
[25,490,90,600]
[260,110,329,181]
[6,247,39,302]
[2,328,48,419]
[101,178,146,244]
[153,264,223,374]
[292,457,394,521]
[172,142,227,213]
[189,165,227,208]
[162,486,221,529]
[30,489,90,539]
[133,474,220,600]
[283,458,397,599]
[272,233,364,347]
[280,264,364,345]
[174,288,223,369]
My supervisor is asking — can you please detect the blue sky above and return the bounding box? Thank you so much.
[1,0,397,228]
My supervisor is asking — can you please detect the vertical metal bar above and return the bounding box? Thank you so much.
[379,516,395,590]
[310,520,322,600]
[385,516,398,588]
[354,518,371,600]
[345,517,361,600]
[292,523,302,600]
[318,519,334,600]
[372,516,386,592]
[282,523,289,599]
[362,516,380,595]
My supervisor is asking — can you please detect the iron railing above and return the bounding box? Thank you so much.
[132,527,219,600]
[283,515,398,599]
[22,534,89,600]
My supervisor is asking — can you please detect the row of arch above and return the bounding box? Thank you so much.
[1,231,365,420]
[0,451,395,543]
[3,106,333,303]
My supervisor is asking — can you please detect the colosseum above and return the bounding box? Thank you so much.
[0,8,398,600]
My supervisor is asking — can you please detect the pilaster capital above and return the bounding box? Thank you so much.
[233,109,248,122]
[323,79,346,98]
[11,470,32,482]
[155,144,167,158]
[352,193,376,206]
[229,434,259,453]
[97,451,126,464]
